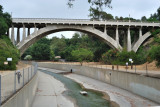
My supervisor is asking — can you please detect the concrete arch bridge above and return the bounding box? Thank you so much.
[9,18,160,56]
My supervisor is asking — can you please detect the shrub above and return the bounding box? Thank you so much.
[0,35,20,70]
[101,49,118,64]
[147,46,160,67]
[102,49,145,65]
[24,55,32,60]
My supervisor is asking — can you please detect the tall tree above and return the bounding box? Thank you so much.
[68,0,112,20]
[0,5,11,37]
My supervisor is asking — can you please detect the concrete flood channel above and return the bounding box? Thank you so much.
[39,69,115,107]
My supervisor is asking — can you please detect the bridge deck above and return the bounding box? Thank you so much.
[12,18,160,28]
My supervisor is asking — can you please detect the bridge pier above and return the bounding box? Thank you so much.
[116,26,119,46]
[22,24,26,41]
[139,27,142,38]
[127,27,131,51]
[17,28,20,43]
[11,25,15,45]
[104,25,107,34]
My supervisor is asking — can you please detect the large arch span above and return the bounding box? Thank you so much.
[17,25,122,56]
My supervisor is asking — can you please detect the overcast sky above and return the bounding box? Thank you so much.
[1,0,160,38]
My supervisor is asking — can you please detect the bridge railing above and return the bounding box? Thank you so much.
[0,62,38,105]
[12,18,160,23]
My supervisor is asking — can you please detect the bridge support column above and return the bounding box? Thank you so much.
[28,28,30,36]
[104,25,107,34]
[34,24,37,34]
[22,24,26,41]
[127,27,131,51]
[139,27,142,38]
[116,26,119,45]
[11,25,15,45]
[17,28,20,44]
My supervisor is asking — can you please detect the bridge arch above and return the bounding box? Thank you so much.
[132,31,151,52]
[17,25,122,56]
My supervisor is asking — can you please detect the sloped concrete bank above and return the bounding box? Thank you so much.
[38,62,160,104]
[1,72,38,107]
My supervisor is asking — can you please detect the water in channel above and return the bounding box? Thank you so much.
[40,69,111,107]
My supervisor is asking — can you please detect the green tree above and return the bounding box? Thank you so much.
[31,43,50,60]
[0,5,11,37]
[141,16,147,21]
[50,36,66,56]
[148,46,160,67]
[71,48,94,65]
[0,35,19,70]
[22,37,52,60]
[89,7,113,20]
[68,0,112,9]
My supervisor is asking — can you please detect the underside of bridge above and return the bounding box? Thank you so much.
[9,18,160,56]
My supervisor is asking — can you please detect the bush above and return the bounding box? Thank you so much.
[101,49,118,64]
[0,35,19,70]
[24,55,32,60]
[147,46,160,67]
[102,49,145,65]
[71,48,94,65]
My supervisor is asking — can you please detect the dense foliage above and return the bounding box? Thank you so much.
[0,5,11,36]
[0,5,19,70]
[22,38,53,60]
[101,49,145,65]
[22,33,110,61]
[0,36,19,70]
[71,48,94,65]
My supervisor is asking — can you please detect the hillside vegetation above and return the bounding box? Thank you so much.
[0,5,19,70]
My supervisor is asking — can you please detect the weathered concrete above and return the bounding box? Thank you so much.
[10,18,160,55]
[1,73,38,107]
[32,71,75,107]
[17,25,122,56]
[65,73,158,107]
[38,62,160,104]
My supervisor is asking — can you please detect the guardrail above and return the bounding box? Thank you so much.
[12,18,160,23]
[0,62,38,106]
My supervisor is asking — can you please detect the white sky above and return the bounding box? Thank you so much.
[1,0,160,39]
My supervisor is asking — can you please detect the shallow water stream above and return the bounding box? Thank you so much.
[40,69,111,107]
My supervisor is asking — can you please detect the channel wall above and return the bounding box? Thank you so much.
[1,71,38,107]
[38,62,160,104]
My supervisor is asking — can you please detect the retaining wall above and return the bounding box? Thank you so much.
[1,73,38,107]
[38,62,160,104]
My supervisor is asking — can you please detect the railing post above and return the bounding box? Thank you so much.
[135,65,136,73]
[23,68,24,86]
[31,66,32,77]
[146,64,148,75]
[28,68,29,82]
[14,71,16,93]
[0,75,1,107]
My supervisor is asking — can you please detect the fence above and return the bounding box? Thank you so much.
[0,62,38,106]
[47,62,160,78]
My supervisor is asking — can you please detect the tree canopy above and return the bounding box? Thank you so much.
[71,48,94,65]
[0,5,11,37]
